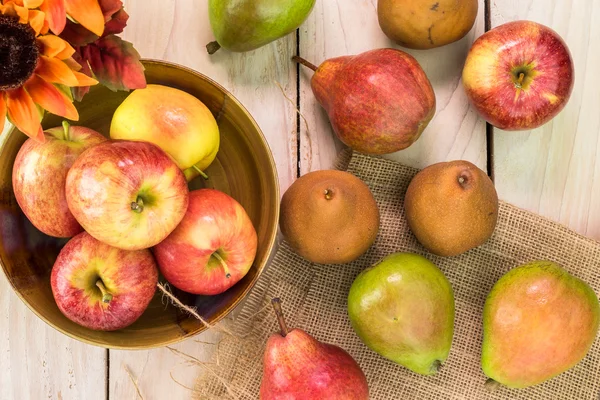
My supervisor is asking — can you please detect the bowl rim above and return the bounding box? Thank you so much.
[0,58,280,349]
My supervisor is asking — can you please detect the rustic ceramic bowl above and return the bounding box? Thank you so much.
[0,60,279,349]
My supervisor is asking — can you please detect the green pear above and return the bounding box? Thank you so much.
[348,252,455,375]
[207,0,316,54]
[482,261,600,389]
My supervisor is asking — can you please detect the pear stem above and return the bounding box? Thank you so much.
[213,252,231,279]
[96,280,113,304]
[292,56,318,72]
[271,298,289,337]
[430,360,442,374]
[484,378,501,392]
[131,196,144,213]
[206,41,221,55]
[62,120,71,141]
[192,165,209,180]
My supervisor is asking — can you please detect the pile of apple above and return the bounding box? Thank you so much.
[12,84,258,331]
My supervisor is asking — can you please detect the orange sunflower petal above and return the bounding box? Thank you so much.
[0,2,29,23]
[64,0,104,37]
[28,9,45,35]
[37,35,74,59]
[6,88,44,141]
[35,55,79,86]
[72,70,98,86]
[0,95,7,134]
[25,75,79,120]
[40,0,66,35]
[23,0,44,7]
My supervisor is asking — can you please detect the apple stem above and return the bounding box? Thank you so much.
[96,280,113,304]
[192,165,209,180]
[206,41,221,55]
[131,197,144,213]
[271,298,289,337]
[62,120,71,141]
[516,72,525,88]
[212,252,231,279]
[292,56,318,72]
[484,378,501,392]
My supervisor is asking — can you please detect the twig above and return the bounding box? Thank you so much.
[156,282,237,338]
[274,80,313,171]
[169,371,195,392]
[124,365,144,400]
[167,347,240,400]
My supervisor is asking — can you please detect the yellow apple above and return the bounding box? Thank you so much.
[110,84,220,181]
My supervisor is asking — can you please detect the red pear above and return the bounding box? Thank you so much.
[260,298,369,400]
[295,48,436,155]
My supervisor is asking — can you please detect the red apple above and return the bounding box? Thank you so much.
[153,188,258,295]
[463,20,574,130]
[65,140,189,250]
[12,122,106,237]
[51,232,158,331]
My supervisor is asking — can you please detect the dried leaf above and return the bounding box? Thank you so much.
[83,35,146,92]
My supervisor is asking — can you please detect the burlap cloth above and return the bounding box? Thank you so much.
[193,152,600,400]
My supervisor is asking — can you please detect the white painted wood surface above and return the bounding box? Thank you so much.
[492,0,600,239]
[3,0,599,398]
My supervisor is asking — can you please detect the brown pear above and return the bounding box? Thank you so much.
[404,160,498,256]
[378,0,478,50]
[280,170,379,264]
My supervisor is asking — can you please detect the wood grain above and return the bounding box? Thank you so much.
[492,0,600,238]
[299,0,488,174]
[0,271,107,400]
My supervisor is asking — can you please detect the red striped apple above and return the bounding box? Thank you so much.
[12,122,106,237]
[65,140,189,250]
[463,20,574,130]
[51,232,158,331]
[154,189,258,295]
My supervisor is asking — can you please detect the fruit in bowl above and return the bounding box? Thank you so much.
[110,84,220,181]
[463,20,574,130]
[65,140,190,251]
[12,122,106,238]
[0,60,279,348]
[51,232,158,331]
[154,189,258,296]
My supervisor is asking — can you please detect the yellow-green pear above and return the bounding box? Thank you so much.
[348,252,455,375]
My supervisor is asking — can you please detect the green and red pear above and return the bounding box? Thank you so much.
[295,48,436,155]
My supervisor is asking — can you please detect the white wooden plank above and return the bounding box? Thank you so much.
[110,0,299,398]
[492,0,600,238]
[299,0,488,173]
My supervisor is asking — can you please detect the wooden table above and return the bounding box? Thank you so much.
[1,0,597,398]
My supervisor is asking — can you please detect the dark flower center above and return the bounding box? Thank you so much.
[0,15,39,91]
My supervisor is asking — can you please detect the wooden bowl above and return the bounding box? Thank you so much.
[0,60,279,349]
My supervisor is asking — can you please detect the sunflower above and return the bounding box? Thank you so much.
[0,0,104,141]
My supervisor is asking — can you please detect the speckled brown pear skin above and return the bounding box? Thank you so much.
[279,170,379,264]
[295,49,436,155]
[404,160,498,256]
[378,0,478,49]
